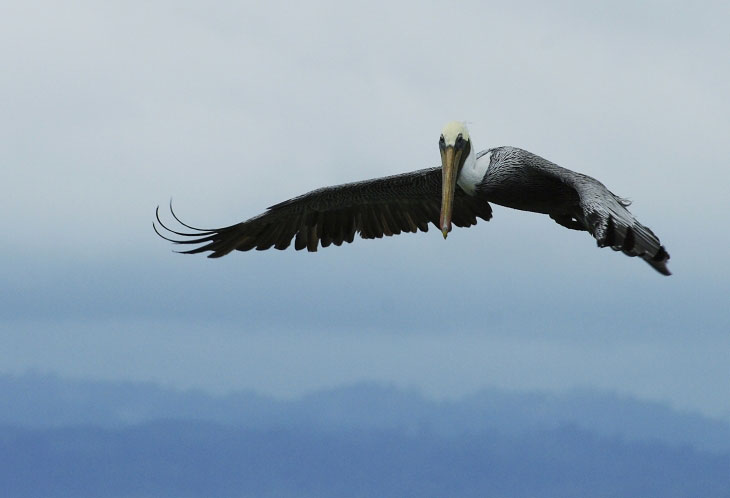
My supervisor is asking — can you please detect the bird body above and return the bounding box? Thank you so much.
[155,122,670,275]
[479,147,578,214]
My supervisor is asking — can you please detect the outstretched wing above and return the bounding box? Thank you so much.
[155,167,493,257]
[482,147,671,275]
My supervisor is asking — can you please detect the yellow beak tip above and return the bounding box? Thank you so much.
[442,230,449,239]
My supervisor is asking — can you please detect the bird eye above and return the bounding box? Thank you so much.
[439,136,445,148]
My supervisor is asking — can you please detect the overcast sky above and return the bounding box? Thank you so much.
[2,0,729,419]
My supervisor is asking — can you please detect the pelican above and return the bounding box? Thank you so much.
[155,121,671,275]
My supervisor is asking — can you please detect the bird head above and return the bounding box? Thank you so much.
[439,121,471,238]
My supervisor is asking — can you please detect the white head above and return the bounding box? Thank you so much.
[440,121,470,147]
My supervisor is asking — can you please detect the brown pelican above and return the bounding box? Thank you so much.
[155,121,671,275]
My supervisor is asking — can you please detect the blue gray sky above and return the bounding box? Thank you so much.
[2,1,729,419]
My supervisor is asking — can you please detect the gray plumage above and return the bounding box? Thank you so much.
[479,147,670,275]
[155,144,670,275]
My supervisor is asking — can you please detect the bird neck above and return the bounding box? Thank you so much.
[456,143,484,195]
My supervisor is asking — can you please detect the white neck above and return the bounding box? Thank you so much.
[457,143,488,195]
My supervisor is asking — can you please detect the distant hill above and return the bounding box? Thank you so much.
[2,420,729,498]
[2,373,730,498]
[2,373,730,452]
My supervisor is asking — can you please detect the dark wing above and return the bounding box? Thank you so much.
[571,174,671,275]
[154,167,492,257]
[482,147,670,275]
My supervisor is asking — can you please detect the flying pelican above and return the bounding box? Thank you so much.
[155,121,671,275]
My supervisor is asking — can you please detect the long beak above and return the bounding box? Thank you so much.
[440,146,461,238]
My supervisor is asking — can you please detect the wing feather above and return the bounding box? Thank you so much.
[576,179,671,275]
[155,167,493,257]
